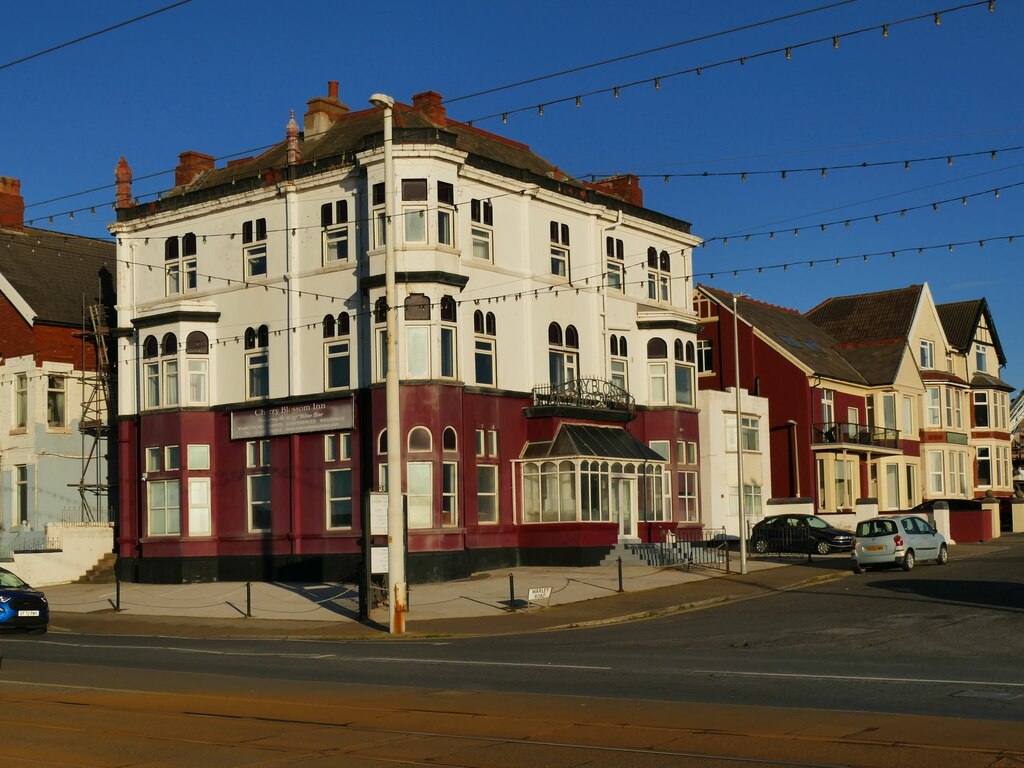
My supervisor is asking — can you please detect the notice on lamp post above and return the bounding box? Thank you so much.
[369,492,389,536]
[370,546,389,575]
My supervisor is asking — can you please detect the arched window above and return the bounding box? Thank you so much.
[164,237,179,261]
[647,338,669,405]
[647,246,658,267]
[685,340,695,363]
[374,297,388,323]
[245,326,270,400]
[404,293,431,320]
[549,323,578,386]
[378,429,387,454]
[475,311,497,386]
[440,295,456,322]
[337,312,350,336]
[647,338,667,358]
[182,232,197,256]
[610,335,628,391]
[610,336,619,356]
[442,427,457,451]
[620,337,628,356]
[674,339,685,360]
[322,314,336,339]
[185,331,209,355]
[161,333,177,356]
[408,426,432,452]
[660,250,670,271]
[185,331,209,405]
[548,322,563,346]
[143,335,159,359]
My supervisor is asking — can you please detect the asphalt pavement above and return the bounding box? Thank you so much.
[42,540,999,639]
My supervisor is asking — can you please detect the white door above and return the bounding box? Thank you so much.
[613,477,636,539]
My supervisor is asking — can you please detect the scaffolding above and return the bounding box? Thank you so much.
[70,303,111,522]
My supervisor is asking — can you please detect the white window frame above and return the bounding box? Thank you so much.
[926,387,941,427]
[46,374,67,428]
[474,337,496,386]
[647,362,668,405]
[678,470,698,522]
[324,339,350,391]
[187,358,208,405]
[442,461,458,527]
[696,339,713,373]
[247,473,272,532]
[188,478,212,536]
[187,444,210,470]
[147,478,181,536]
[440,325,457,380]
[920,339,935,370]
[246,351,269,399]
[407,461,433,529]
[927,450,945,494]
[326,468,353,529]
[244,243,267,278]
[14,372,27,428]
[477,464,498,524]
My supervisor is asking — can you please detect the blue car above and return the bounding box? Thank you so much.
[0,566,48,633]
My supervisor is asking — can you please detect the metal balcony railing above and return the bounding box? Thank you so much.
[813,422,900,450]
[532,377,635,413]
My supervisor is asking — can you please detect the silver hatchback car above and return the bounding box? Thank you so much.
[852,514,948,573]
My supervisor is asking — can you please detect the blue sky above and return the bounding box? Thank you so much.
[4,0,1020,383]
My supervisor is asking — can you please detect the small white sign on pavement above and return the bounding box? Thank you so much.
[369,493,389,536]
[527,586,552,608]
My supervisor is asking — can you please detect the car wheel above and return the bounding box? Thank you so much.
[753,538,770,555]
[816,540,831,556]
[902,549,916,572]
[936,544,948,565]
[852,562,863,574]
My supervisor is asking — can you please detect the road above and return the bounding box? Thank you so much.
[2,538,1022,766]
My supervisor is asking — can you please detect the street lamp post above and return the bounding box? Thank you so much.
[733,294,749,575]
[370,92,407,634]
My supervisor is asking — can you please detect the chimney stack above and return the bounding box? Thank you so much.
[286,110,301,166]
[587,174,644,207]
[115,157,133,209]
[412,91,446,126]
[0,176,24,230]
[175,151,215,187]
[304,80,350,136]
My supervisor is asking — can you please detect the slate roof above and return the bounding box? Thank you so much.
[833,343,907,387]
[701,286,868,385]
[120,96,692,234]
[522,424,664,462]
[971,371,1015,392]
[937,299,1007,366]
[803,285,923,345]
[0,226,116,326]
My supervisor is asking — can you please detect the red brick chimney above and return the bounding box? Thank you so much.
[175,151,215,187]
[0,176,24,230]
[412,90,446,126]
[115,157,133,209]
[304,80,350,136]
[587,174,643,207]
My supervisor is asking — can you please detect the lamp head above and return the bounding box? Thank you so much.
[369,93,395,109]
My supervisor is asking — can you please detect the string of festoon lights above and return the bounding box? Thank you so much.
[23,138,1024,232]
[465,0,998,126]
[20,0,999,227]
[104,230,1021,370]
[6,173,1015,331]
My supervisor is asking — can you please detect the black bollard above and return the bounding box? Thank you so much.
[245,581,252,618]
[509,572,516,612]
[617,556,623,593]
[115,576,121,612]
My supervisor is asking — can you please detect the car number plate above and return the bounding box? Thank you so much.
[18,610,40,617]
[865,545,885,552]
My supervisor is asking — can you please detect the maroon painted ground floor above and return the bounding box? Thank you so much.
[116,383,701,583]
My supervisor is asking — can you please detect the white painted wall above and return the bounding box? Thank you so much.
[9,523,113,587]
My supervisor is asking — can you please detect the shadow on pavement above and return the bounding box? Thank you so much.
[869,579,1024,612]
[274,583,361,619]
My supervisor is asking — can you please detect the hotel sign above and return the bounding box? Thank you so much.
[231,400,354,439]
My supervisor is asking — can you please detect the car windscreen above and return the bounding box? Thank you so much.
[0,571,29,588]
[856,520,898,537]
[807,517,834,530]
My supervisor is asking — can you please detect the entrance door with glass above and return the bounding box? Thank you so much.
[612,476,636,539]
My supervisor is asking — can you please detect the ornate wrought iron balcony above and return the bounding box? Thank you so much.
[812,422,900,451]
[532,377,635,414]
